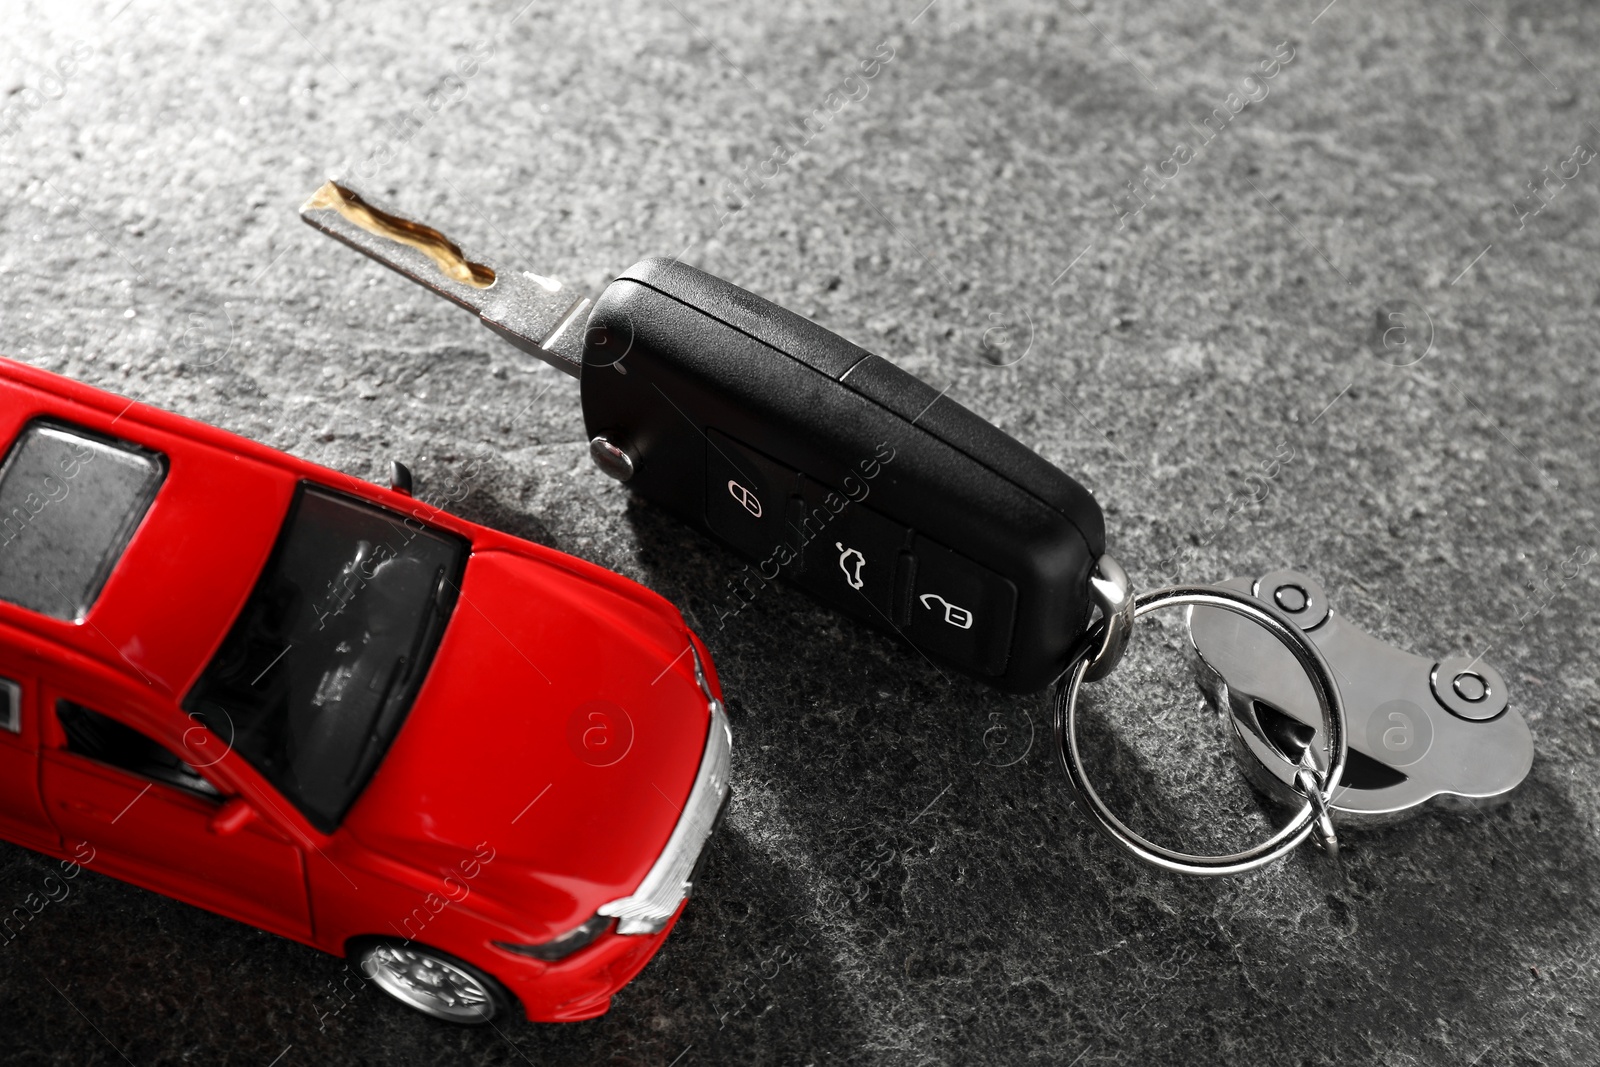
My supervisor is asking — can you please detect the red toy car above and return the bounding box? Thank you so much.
[0,356,731,1025]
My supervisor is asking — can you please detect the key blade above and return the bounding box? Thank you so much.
[300,179,497,311]
[299,179,589,378]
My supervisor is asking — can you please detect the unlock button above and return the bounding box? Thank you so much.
[906,535,1017,676]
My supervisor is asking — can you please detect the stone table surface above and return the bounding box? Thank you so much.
[2,0,1599,1064]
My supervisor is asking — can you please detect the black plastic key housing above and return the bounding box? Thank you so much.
[580,258,1104,693]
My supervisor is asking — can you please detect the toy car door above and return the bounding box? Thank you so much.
[0,648,55,851]
[37,685,313,941]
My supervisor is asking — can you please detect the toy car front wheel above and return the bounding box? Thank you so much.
[356,940,514,1025]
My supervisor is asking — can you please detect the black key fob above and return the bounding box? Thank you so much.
[299,182,1106,693]
[581,259,1104,693]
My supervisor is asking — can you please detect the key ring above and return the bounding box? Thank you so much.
[1053,567,1348,876]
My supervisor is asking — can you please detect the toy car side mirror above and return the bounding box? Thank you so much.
[389,460,414,496]
[208,796,256,836]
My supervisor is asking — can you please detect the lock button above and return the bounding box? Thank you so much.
[906,535,1016,675]
[704,430,800,561]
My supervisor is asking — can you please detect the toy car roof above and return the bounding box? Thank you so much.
[0,358,376,700]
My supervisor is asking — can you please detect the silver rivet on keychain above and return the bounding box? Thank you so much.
[1052,558,1348,877]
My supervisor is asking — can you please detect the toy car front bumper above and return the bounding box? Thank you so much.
[511,642,731,1022]
[598,687,732,934]
[496,899,684,1022]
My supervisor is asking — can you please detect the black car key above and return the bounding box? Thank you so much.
[301,181,1105,693]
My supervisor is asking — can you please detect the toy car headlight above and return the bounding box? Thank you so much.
[493,914,613,962]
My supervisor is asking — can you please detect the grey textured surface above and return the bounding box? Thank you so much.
[3,0,1600,1064]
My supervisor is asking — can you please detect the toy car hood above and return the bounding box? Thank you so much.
[339,544,714,936]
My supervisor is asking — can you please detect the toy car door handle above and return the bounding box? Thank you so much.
[60,799,108,817]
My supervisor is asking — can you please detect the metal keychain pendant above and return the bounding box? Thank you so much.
[1053,560,1532,876]
[1187,569,1533,827]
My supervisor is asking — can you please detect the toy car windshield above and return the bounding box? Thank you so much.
[185,484,468,832]
[0,421,166,621]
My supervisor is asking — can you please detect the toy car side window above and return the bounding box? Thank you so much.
[55,699,219,799]
[0,677,18,733]
[0,421,167,621]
